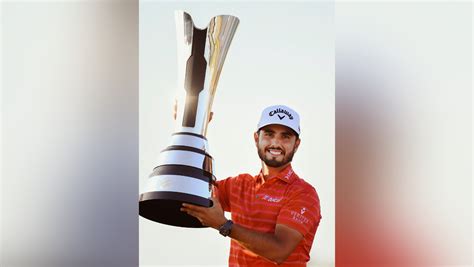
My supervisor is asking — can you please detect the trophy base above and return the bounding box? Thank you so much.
[139,191,212,228]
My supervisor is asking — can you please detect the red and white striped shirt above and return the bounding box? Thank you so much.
[216,164,321,266]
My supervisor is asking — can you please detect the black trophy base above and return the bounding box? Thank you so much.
[139,191,212,228]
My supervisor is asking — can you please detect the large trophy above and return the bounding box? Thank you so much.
[139,11,239,228]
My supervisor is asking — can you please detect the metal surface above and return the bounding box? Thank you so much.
[175,11,240,136]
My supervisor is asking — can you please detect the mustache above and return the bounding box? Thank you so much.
[265,146,285,153]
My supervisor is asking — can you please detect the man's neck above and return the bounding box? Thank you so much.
[261,162,291,181]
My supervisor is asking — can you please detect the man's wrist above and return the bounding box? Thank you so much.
[218,220,233,237]
[214,218,227,229]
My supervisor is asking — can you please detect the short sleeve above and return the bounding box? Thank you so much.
[215,176,234,212]
[276,187,321,236]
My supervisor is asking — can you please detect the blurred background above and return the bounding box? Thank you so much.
[1,1,472,267]
[336,2,472,266]
[1,2,138,267]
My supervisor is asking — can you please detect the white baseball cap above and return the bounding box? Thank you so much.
[257,105,301,136]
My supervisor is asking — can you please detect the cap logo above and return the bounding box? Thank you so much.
[269,108,294,120]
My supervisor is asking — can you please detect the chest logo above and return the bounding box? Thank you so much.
[300,207,307,214]
[259,194,283,203]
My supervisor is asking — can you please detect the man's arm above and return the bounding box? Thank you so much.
[181,197,303,265]
[229,223,303,264]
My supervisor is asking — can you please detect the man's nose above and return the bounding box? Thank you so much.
[270,136,282,146]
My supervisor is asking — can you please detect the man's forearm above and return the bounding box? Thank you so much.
[228,223,290,264]
[180,199,302,264]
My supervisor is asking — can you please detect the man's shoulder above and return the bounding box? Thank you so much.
[235,172,254,178]
[290,176,318,197]
[217,172,255,184]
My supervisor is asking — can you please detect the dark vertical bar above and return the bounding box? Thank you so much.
[182,28,207,127]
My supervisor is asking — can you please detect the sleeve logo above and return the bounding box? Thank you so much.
[290,210,310,225]
[300,207,306,214]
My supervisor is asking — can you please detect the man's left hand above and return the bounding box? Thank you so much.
[181,197,227,229]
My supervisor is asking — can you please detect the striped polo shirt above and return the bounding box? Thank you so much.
[216,164,321,267]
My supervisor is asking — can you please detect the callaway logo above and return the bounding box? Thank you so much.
[269,108,294,120]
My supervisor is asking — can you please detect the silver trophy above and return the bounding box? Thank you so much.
[139,11,239,228]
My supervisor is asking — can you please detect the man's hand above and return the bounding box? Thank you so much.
[180,197,227,229]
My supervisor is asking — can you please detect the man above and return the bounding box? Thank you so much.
[181,105,321,266]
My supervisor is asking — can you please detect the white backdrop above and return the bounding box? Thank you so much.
[139,1,334,266]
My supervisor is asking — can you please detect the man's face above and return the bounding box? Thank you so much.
[254,124,301,168]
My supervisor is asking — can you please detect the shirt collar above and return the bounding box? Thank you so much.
[257,164,297,184]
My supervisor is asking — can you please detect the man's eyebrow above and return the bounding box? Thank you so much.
[262,129,275,133]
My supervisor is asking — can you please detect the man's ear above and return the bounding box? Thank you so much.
[294,137,301,152]
[254,131,259,146]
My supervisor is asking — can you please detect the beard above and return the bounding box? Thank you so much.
[257,145,297,168]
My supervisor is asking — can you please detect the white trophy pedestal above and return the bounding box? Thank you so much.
[139,133,214,227]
